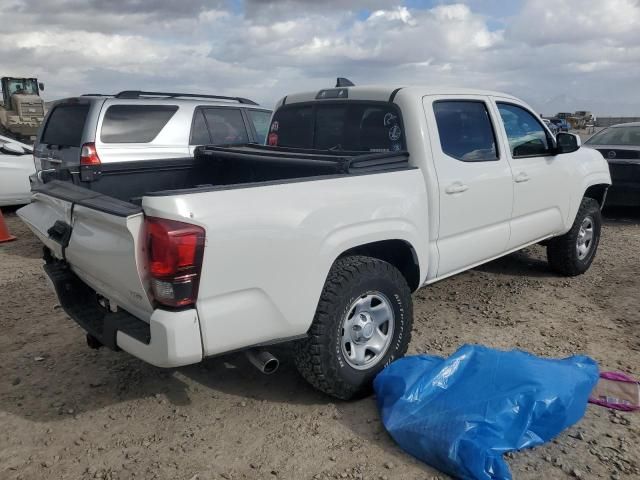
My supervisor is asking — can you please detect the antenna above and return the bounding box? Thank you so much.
[335,78,355,88]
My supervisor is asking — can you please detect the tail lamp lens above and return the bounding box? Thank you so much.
[145,217,205,308]
[80,142,101,166]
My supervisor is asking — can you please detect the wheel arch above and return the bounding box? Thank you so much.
[337,239,421,292]
[584,183,609,209]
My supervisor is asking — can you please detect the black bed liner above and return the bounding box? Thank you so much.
[196,144,410,173]
[37,144,412,215]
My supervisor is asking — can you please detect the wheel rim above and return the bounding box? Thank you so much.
[576,216,594,260]
[340,292,395,370]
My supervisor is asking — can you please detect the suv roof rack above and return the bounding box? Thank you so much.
[113,90,259,105]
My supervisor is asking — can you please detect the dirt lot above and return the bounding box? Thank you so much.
[1,208,638,480]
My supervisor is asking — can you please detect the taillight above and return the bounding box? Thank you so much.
[80,142,101,165]
[145,217,205,308]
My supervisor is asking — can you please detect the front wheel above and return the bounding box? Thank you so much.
[547,197,602,276]
[294,255,413,400]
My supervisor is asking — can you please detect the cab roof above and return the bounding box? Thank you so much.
[279,85,520,107]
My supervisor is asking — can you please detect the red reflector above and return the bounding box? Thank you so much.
[145,217,205,307]
[80,142,101,166]
[267,132,278,146]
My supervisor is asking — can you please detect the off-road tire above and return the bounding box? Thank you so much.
[294,255,413,400]
[547,197,602,276]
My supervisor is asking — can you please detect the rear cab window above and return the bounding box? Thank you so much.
[41,103,90,147]
[268,102,406,152]
[100,105,178,143]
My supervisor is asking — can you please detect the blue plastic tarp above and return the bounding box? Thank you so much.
[374,345,599,480]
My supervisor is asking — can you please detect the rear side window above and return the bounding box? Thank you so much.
[41,104,90,147]
[269,103,406,152]
[190,109,211,145]
[100,105,178,143]
[433,101,498,162]
[202,108,248,145]
[248,110,272,144]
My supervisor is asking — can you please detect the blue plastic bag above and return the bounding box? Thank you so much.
[374,345,599,480]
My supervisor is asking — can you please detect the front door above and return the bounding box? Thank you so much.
[423,96,514,277]
[492,99,572,249]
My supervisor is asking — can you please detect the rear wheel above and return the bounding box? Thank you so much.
[547,197,602,276]
[294,255,413,400]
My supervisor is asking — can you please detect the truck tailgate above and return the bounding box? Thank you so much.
[18,181,154,321]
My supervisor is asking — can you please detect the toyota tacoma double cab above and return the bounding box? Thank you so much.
[18,84,611,400]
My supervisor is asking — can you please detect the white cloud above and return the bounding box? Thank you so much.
[0,0,639,114]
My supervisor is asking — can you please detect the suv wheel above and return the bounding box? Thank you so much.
[547,197,602,276]
[294,255,413,400]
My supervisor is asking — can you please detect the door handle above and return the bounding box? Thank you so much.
[445,182,469,194]
[514,172,530,183]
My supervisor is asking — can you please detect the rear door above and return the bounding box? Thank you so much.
[17,181,154,321]
[423,95,514,277]
[35,98,97,172]
[188,106,253,155]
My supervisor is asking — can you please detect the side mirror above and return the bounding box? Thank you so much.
[556,132,581,154]
[0,142,26,155]
[38,82,45,91]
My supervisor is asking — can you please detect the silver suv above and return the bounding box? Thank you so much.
[34,90,272,176]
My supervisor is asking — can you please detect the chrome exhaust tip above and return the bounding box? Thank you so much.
[245,349,279,375]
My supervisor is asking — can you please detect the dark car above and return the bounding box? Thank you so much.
[584,122,640,206]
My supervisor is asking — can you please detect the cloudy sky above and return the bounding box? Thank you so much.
[1,0,639,115]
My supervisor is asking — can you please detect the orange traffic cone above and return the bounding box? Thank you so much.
[0,209,16,243]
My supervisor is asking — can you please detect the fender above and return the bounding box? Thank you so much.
[562,169,611,234]
[564,149,611,232]
[301,219,428,328]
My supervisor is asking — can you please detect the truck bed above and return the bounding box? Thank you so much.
[40,144,410,208]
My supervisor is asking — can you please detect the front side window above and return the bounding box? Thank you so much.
[202,108,248,145]
[269,102,406,152]
[433,101,498,162]
[497,103,552,157]
[248,110,272,144]
[7,78,38,96]
[101,105,178,143]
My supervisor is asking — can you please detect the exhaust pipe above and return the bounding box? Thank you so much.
[245,349,279,375]
[86,333,103,350]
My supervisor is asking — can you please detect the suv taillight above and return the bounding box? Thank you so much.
[80,142,101,165]
[145,217,205,308]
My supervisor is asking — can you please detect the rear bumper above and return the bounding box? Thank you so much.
[44,261,203,368]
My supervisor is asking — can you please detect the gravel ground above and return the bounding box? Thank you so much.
[0,207,638,480]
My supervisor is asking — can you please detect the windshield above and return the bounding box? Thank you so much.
[585,126,640,146]
[7,78,38,96]
[268,102,406,152]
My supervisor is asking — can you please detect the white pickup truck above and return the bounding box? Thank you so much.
[18,85,611,400]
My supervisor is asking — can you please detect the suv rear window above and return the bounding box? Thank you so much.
[269,102,406,152]
[101,105,178,143]
[41,104,90,147]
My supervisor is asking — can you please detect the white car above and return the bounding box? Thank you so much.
[0,134,34,206]
[18,84,611,399]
